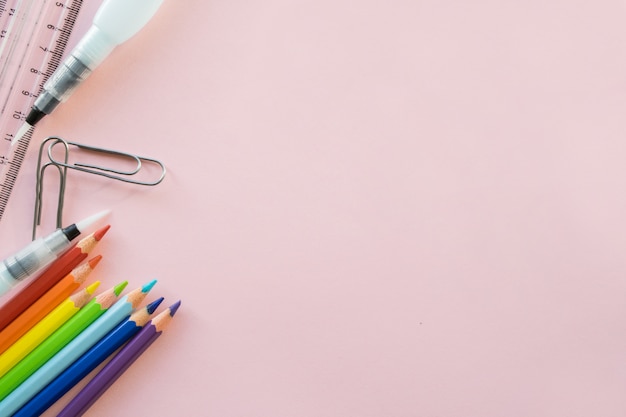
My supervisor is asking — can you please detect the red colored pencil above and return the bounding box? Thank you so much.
[0,256,102,355]
[0,225,110,332]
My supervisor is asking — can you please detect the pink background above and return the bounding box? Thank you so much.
[2,0,626,416]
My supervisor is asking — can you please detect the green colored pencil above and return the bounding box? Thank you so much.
[0,281,127,401]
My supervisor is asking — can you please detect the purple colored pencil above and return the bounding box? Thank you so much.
[58,300,181,417]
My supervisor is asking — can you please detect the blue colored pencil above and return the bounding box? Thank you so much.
[12,297,164,417]
[58,301,181,417]
[0,280,156,417]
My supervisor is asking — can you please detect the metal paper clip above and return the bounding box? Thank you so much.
[33,136,166,239]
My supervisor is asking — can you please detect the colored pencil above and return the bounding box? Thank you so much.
[0,281,127,402]
[15,297,165,417]
[0,280,156,415]
[0,225,110,331]
[58,300,182,417]
[0,281,100,379]
[0,256,102,355]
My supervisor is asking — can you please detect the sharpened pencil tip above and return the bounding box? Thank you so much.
[114,281,129,296]
[87,255,103,268]
[141,279,157,293]
[169,300,182,316]
[94,224,111,241]
[146,297,165,314]
[86,281,101,294]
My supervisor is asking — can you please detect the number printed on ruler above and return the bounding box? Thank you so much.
[0,0,83,224]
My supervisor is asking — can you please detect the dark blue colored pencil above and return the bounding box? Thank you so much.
[12,297,164,417]
[57,300,181,417]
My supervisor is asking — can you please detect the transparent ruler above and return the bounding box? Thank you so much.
[0,0,83,225]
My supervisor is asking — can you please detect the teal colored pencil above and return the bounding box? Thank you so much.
[59,301,182,417]
[14,298,165,417]
[0,281,128,402]
[0,280,156,417]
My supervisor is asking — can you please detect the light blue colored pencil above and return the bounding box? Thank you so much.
[0,280,156,417]
[13,298,164,417]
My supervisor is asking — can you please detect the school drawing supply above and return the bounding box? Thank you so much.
[0,282,100,379]
[15,298,165,416]
[0,280,156,415]
[21,0,166,132]
[0,210,107,297]
[0,0,85,225]
[0,224,110,332]
[0,256,102,355]
[58,300,182,417]
[0,281,128,402]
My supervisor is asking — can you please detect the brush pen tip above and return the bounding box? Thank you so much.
[10,122,32,145]
[75,210,111,233]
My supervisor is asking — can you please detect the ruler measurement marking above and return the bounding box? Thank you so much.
[0,0,83,224]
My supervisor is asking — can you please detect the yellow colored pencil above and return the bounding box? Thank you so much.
[0,282,100,378]
[0,256,102,355]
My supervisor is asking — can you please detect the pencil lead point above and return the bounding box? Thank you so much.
[11,122,31,145]
[87,255,103,268]
[141,279,157,293]
[86,281,101,294]
[146,297,164,314]
[169,300,182,316]
[94,224,111,241]
[114,281,129,296]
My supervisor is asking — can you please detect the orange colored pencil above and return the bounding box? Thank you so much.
[0,225,110,332]
[0,256,102,355]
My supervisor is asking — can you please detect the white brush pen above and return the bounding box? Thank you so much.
[13,0,165,144]
[0,210,109,296]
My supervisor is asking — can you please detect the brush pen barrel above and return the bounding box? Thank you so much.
[0,227,77,296]
[0,210,108,295]
[26,0,165,126]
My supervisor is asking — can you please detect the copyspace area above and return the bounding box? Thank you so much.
[1,1,626,416]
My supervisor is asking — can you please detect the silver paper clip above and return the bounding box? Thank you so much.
[33,136,166,239]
